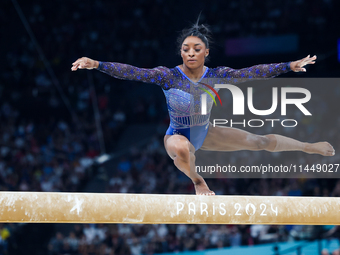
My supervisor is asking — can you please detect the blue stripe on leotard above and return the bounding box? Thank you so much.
[166,123,210,151]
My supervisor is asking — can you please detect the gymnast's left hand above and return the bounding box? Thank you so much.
[290,55,316,72]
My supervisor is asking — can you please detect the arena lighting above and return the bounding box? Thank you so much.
[95,154,111,164]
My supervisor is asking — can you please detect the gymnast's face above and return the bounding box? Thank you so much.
[181,36,209,69]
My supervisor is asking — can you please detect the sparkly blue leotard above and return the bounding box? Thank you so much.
[97,62,291,150]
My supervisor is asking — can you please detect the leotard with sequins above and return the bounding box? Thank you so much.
[97,62,290,129]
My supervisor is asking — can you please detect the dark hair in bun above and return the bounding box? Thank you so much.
[177,23,212,51]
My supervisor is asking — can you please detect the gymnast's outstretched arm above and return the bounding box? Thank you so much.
[71,57,172,88]
[214,55,316,81]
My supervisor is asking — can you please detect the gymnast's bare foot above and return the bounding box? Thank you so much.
[305,142,335,156]
[194,180,215,195]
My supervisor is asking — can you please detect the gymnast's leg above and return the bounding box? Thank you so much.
[200,123,335,156]
[164,134,215,195]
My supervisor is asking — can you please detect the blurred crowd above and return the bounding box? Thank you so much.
[1,0,340,254]
[47,223,286,255]
[0,101,97,193]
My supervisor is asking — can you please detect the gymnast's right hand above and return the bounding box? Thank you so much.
[71,57,99,71]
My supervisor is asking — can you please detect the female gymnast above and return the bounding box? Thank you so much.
[71,24,335,195]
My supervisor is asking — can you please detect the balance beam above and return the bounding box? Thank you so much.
[0,192,339,224]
